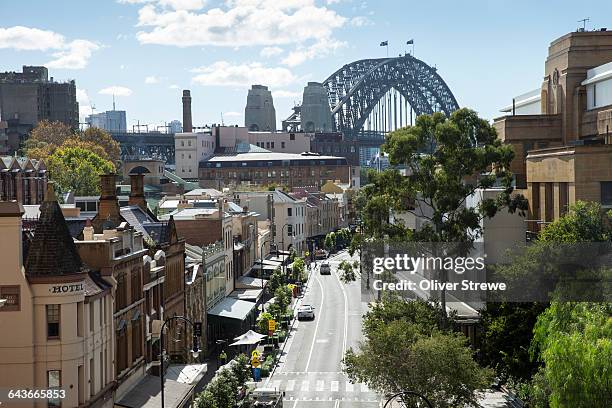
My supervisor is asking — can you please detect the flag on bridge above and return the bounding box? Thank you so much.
[380,41,388,46]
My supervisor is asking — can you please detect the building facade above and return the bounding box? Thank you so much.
[199,152,352,189]
[0,66,78,151]
[86,110,127,133]
[494,29,612,230]
[245,85,276,132]
[0,187,115,408]
[175,130,216,179]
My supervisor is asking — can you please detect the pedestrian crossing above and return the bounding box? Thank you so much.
[260,377,373,395]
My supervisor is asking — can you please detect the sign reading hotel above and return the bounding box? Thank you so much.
[0,285,20,311]
[48,283,84,294]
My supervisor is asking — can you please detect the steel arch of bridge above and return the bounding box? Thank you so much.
[323,54,459,137]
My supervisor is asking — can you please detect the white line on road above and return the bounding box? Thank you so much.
[333,262,349,357]
[301,380,310,392]
[333,399,340,408]
[304,272,325,372]
[286,379,295,392]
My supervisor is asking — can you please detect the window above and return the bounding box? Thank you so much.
[559,182,569,216]
[281,142,285,149]
[47,304,60,339]
[47,370,61,407]
[89,302,94,333]
[287,225,293,236]
[290,133,295,141]
[181,141,184,146]
[601,181,612,206]
[288,208,292,216]
[132,313,142,361]
[271,142,274,148]
[188,140,192,146]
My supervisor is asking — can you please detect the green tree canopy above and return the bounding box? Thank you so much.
[47,146,115,195]
[344,294,491,407]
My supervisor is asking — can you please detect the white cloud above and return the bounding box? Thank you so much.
[99,86,133,97]
[272,90,301,99]
[158,0,205,10]
[0,26,64,51]
[260,46,283,58]
[76,88,92,121]
[145,75,160,84]
[224,111,241,117]
[46,39,100,69]
[132,0,346,48]
[169,84,180,89]
[350,16,372,27]
[191,61,296,88]
[282,38,345,67]
[117,0,156,4]
[0,26,99,69]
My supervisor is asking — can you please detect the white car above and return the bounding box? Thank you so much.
[297,305,315,320]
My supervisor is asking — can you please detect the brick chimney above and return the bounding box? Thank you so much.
[182,89,193,133]
[92,174,121,233]
[128,174,147,211]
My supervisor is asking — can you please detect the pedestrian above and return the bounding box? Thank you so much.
[219,350,227,366]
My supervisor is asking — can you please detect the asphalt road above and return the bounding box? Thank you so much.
[259,250,380,408]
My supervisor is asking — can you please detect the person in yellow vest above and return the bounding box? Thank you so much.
[219,350,228,366]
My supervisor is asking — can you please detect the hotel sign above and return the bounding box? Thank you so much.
[0,285,20,311]
[48,283,84,294]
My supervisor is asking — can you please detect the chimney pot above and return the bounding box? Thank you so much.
[182,89,193,133]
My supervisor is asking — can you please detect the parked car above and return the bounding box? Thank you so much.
[297,305,315,320]
[320,262,331,275]
[315,249,328,260]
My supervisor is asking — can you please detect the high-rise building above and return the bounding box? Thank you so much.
[86,110,127,133]
[0,66,78,150]
[245,85,276,131]
[169,119,182,133]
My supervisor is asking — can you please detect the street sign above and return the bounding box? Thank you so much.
[268,319,276,332]
[251,350,261,368]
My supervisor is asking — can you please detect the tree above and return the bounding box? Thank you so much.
[268,267,284,295]
[530,302,611,407]
[344,294,491,407]
[47,146,115,195]
[338,259,358,283]
[28,120,74,147]
[80,127,121,163]
[480,202,612,401]
[324,232,336,252]
[195,365,239,408]
[291,257,306,281]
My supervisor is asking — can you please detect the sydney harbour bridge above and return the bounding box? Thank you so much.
[114,53,459,164]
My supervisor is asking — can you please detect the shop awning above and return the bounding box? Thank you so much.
[237,276,268,289]
[208,297,256,321]
[228,288,263,302]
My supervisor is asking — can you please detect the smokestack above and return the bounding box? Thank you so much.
[128,174,147,211]
[93,174,121,233]
[182,89,193,133]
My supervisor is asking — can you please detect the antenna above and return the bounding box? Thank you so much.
[221,112,225,126]
[578,17,590,31]
[112,94,116,111]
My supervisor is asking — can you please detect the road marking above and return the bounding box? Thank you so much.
[333,262,349,357]
[286,379,295,392]
[315,339,329,343]
[316,380,324,391]
[361,383,369,393]
[331,380,339,392]
[304,272,325,372]
[301,380,309,392]
[345,381,354,392]
[271,380,281,390]
[333,400,340,408]
[290,400,298,408]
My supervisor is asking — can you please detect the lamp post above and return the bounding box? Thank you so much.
[259,240,267,313]
[280,223,293,277]
[383,391,433,408]
[159,316,201,408]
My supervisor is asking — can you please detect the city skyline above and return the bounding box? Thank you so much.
[0,0,609,130]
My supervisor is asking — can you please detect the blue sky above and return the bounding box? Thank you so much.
[0,0,610,130]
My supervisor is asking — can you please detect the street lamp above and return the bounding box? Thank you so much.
[280,223,293,277]
[159,316,202,408]
[383,391,433,408]
[259,240,267,313]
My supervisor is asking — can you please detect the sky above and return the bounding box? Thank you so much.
[0,0,610,131]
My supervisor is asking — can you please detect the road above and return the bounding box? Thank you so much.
[259,250,380,407]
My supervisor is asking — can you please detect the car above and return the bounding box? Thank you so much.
[320,262,331,275]
[297,305,315,320]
